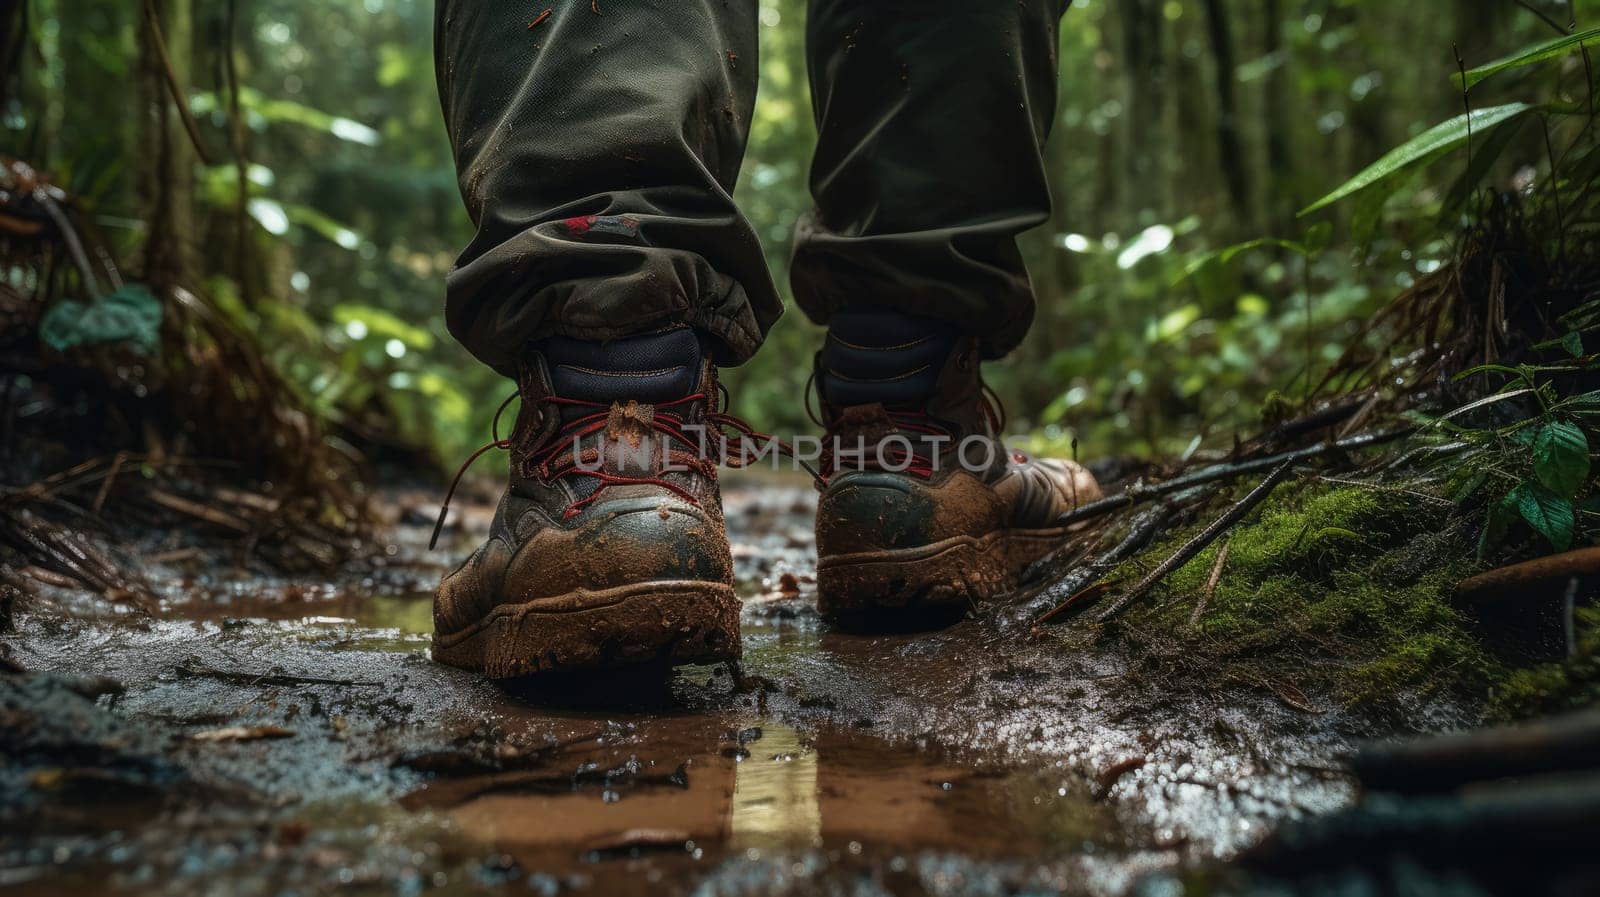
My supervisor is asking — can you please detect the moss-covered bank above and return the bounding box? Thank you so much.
[1099,484,1504,716]
[1488,607,1600,719]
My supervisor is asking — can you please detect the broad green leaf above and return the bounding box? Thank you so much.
[1236,294,1270,316]
[1563,331,1585,357]
[246,198,290,236]
[1513,481,1576,551]
[1437,386,1536,421]
[1534,421,1591,497]
[331,304,435,350]
[191,88,381,145]
[283,204,364,251]
[1557,389,1600,409]
[1151,304,1201,342]
[1452,362,1532,383]
[1173,237,1301,286]
[1558,297,1600,332]
[1300,103,1535,216]
[1454,27,1600,90]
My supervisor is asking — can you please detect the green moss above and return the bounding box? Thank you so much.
[1488,608,1600,720]
[1113,485,1499,712]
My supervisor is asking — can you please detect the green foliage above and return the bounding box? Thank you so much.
[1300,103,1535,216]
[1533,420,1590,497]
[1021,214,1385,459]
[191,87,381,145]
[1173,222,1330,286]
[1420,361,1600,555]
[1509,481,1575,551]
[1455,26,1600,90]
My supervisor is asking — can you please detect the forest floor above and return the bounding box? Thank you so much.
[0,469,1391,897]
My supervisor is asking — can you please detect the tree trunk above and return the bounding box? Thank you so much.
[1120,0,1167,219]
[0,0,25,111]
[1201,0,1252,229]
[135,0,199,297]
[1261,0,1294,230]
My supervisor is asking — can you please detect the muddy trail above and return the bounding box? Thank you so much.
[1,471,1368,896]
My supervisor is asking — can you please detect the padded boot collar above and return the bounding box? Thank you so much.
[543,328,703,407]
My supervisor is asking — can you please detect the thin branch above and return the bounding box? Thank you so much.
[1188,537,1231,628]
[1515,0,1570,34]
[1053,428,1411,528]
[1454,43,1473,169]
[226,0,254,306]
[1096,461,1294,623]
[1566,0,1596,121]
[142,0,214,165]
[1019,503,1177,628]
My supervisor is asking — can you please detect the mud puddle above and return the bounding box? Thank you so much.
[2,472,1357,896]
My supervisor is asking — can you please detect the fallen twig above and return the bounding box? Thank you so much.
[1096,461,1294,623]
[90,452,127,516]
[1314,474,1454,506]
[1054,429,1410,529]
[0,512,154,611]
[1251,392,1373,448]
[1017,503,1177,628]
[1093,756,1147,801]
[20,565,80,589]
[146,488,252,533]
[1032,580,1115,626]
[174,659,379,689]
[1188,537,1231,629]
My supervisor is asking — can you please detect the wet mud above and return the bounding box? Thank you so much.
[2,472,1363,896]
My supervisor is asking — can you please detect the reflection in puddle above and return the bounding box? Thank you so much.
[403,719,1113,883]
[729,726,821,850]
[356,592,434,637]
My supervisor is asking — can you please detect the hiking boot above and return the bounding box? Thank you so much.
[432,328,740,678]
[812,309,1102,620]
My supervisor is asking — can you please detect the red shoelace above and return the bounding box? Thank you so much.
[429,387,818,549]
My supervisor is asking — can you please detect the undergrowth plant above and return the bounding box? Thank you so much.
[1428,360,1600,554]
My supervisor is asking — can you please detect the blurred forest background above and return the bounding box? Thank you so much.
[3,0,1593,468]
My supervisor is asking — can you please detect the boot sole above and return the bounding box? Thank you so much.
[817,528,1067,623]
[431,581,741,679]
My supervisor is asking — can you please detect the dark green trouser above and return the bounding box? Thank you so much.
[435,0,1066,374]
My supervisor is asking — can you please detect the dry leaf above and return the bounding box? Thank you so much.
[190,725,296,742]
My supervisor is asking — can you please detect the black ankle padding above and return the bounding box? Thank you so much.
[820,308,958,407]
[541,327,702,406]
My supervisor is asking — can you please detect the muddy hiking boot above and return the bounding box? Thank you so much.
[813,309,1103,621]
[432,327,741,678]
